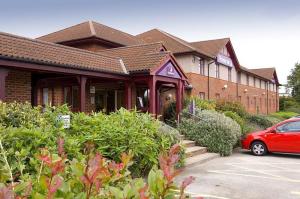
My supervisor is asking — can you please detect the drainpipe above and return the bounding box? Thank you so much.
[207,61,215,100]
[267,81,269,114]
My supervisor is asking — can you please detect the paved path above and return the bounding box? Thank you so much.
[177,149,300,199]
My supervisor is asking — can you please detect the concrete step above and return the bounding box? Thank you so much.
[185,153,220,167]
[179,134,185,140]
[182,140,196,147]
[185,146,207,157]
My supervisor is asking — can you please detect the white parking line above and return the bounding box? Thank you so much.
[228,163,288,179]
[185,191,232,199]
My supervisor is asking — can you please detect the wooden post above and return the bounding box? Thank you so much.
[176,80,183,121]
[124,82,132,110]
[79,76,87,112]
[0,68,8,102]
[148,76,156,115]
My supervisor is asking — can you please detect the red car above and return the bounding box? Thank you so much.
[242,118,300,156]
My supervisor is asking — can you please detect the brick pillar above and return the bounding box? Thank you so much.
[78,76,87,112]
[124,82,132,110]
[148,76,156,115]
[0,68,8,101]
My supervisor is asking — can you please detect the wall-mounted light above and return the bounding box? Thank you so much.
[262,92,266,95]
[166,94,173,101]
[223,84,228,90]
[244,89,248,93]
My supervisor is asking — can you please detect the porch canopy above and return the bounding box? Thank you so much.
[0,32,186,117]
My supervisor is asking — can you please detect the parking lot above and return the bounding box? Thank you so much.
[177,149,300,199]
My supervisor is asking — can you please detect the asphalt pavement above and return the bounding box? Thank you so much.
[177,149,300,199]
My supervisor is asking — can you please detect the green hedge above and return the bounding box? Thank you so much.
[216,100,248,118]
[246,114,281,129]
[0,102,180,177]
[179,109,241,156]
[270,111,298,120]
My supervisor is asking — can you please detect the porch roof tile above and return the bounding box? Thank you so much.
[98,42,171,73]
[0,32,126,74]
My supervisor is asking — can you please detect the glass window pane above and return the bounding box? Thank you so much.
[64,87,72,106]
[72,86,79,108]
[43,88,48,105]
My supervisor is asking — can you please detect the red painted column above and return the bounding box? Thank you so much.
[0,68,8,102]
[124,82,132,110]
[176,80,183,121]
[148,76,156,115]
[79,76,87,112]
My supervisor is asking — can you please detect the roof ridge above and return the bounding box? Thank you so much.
[89,20,96,36]
[191,37,230,44]
[155,29,196,51]
[36,21,91,39]
[0,31,121,61]
[91,21,138,39]
[97,42,164,52]
[249,67,275,70]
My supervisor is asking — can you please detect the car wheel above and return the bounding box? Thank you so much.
[251,141,267,156]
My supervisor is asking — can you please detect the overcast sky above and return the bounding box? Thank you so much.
[0,0,299,86]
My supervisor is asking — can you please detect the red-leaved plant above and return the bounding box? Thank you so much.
[0,138,198,199]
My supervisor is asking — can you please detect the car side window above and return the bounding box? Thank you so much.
[277,121,300,133]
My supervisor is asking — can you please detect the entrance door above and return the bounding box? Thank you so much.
[95,90,106,113]
[106,90,115,113]
[95,90,118,114]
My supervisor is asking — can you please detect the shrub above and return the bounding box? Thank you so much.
[0,103,181,178]
[279,96,300,111]
[270,111,298,120]
[224,111,245,132]
[179,109,241,156]
[0,102,71,128]
[0,140,194,198]
[216,100,248,118]
[246,114,281,129]
[68,108,180,176]
[185,97,216,110]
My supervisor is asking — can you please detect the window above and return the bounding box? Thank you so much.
[277,121,300,133]
[237,72,241,84]
[64,86,79,109]
[246,75,249,85]
[247,96,250,109]
[199,59,205,75]
[199,92,205,100]
[215,93,220,100]
[228,68,232,81]
[136,87,149,110]
[42,88,49,106]
[216,64,220,78]
[238,96,242,102]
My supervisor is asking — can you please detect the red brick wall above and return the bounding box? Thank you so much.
[5,70,31,103]
[186,73,208,99]
[186,72,279,114]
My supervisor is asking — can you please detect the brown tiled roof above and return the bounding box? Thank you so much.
[136,29,213,58]
[98,42,170,72]
[190,38,230,57]
[249,68,276,81]
[0,32,126,74]
[240,65,279,84]
[37,21,143,46]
